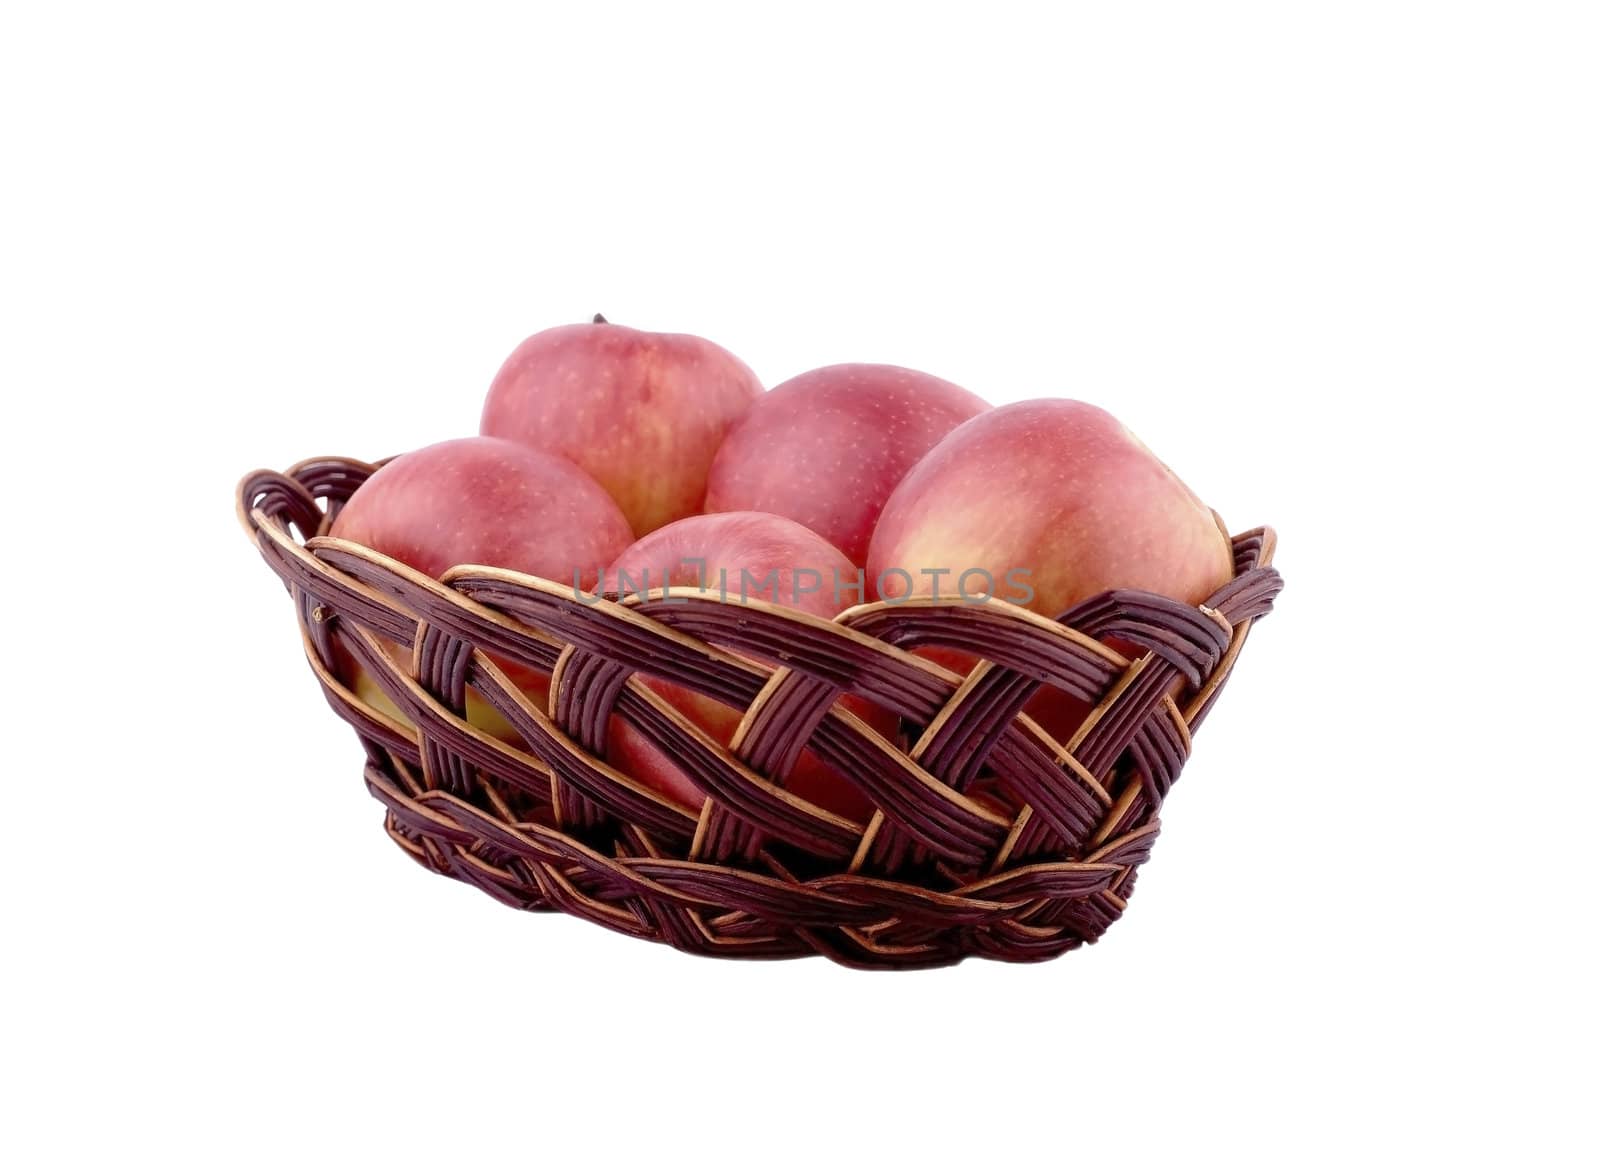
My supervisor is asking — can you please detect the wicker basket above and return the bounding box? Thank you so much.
[238,456,1281,969]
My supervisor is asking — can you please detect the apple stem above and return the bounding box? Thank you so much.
[592,313,608,324]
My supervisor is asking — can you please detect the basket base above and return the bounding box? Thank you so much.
[365,759,1142,969]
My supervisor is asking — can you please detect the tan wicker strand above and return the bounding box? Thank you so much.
[239,458,1281,968]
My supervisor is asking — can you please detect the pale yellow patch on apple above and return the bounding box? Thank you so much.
[349,657,529,743]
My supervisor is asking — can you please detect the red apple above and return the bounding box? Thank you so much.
[870,399,1232,615]
[602,511,895,822]
[868,400,1234,741]
[328,436,634,739]
[481,315,762,536]
[704,363,989,570]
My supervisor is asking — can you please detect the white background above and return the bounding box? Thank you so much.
[4,3,1596,1159]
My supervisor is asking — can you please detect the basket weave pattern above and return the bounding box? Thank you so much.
[239,457,1281,968]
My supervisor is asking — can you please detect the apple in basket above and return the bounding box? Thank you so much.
[704,363,989,572]
[601,511,898,823]
[481,315,763,536]
[867,398,1235,737]
[327,437,633,739]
